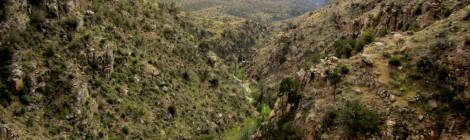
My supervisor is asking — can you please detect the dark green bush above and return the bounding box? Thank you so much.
[13,107,25,116]
[362,27,376,44]
[168,105,176,117]
[389,56,401,66]
[257,103,271,117]
[334,39,353,58]
[279,52,287,64]
[337,100,381,135]
[407,22,421,32]
[0,46,14,66]
[464,36,470,47]
[279,77,299,95]
[198,42,210,52]
[209,78,219,88]
[0,81,13,107]
[340,65,350,74]
[321,106,338,131]
[122,126,130,135]
[417,56,433,70]
[303,50,322,63]
[437,65,449,81]
[182,71,190,81]
[328,72,341,85]
[450,97,467,111]
[0,0,6,20]
[64,15,80,29]
[279,77,301,106]
[30,8,47,25]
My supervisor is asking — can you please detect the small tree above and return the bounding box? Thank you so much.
[362,27,376,44]
[340,65,350,74]
[279,77,301,106]
[389,56,401,66]
[337,100,381,135]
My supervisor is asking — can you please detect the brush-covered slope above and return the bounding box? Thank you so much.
[0,0,264,139]
[248,0,470,139]
[161,0,331,25]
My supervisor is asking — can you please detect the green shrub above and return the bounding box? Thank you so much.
[450,97,467,111]
[407,22,420,32]
[355,39,366,52]
[0,81,12,107]
[64,15,80,29]
[389,56,401,66]
[279,77,301,106]
[13,107,25,116]
[235,67,245,80]
[337,100,381,135]
[168,105,176,116]
[434,87,455,102]
[198,42,210,52]
[209,78,219,88]
[0,46,14,66]
[362,27,376,44]
[328,72,341,85]
[303,50,322,63]
[464,36,470,47]
[182,71,190,81]
[122,126,130,135]
[279,77,299,94]
[321,106,338,131]
[437,65,449,81]
[417,56,433,70]
[340,65,350,74]
[257,103,271,117]
[334,39,353,58]
[30,8,47,25]
[279,52,288,64]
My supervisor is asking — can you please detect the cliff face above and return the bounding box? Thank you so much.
[249,0,470,139]
[0,0,263,139]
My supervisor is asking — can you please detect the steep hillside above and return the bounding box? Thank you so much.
[161,0,331,25]
[0,0,264,139]
[248,0,470,139]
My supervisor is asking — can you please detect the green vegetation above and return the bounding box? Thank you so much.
[279,51,288,64]
[334,28,375,58]
[257,103,271,117]
[389,56,401,66]
[437,65,449,81]
[328,72,341,85]
[320,106,338,132]
[161,0,323,25]
[279,77,301,106]
[334,38,354,58]
[0,81,12,107]
[223,118,259,140]
[417,56,433,70]
[64,15,81,29]
[362,27,376,44]
[300,49,322,68]
[407,22,421,32]
[303,50,322,63]
[339,65,350,74]
[464,36,470,46]
[337,100,381,135]
[235,67,246,80]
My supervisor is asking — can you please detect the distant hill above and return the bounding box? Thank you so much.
[161,0,332,25]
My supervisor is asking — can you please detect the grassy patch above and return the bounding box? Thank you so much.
[235,67,245,80]
[257,103,271,118]
[223,118,259,140]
